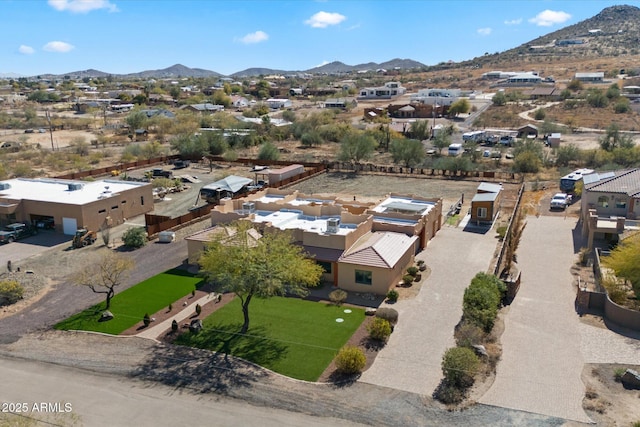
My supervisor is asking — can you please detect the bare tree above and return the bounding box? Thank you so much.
[74,252,134,310]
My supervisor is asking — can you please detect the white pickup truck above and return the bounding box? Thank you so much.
[550,193,571,210]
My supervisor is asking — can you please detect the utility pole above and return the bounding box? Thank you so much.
[46,109,54,151]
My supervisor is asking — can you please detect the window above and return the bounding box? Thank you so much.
[477,207,488,219]
[140,196,145,206]
[121,200,127,204]
[355,270,372,285]
[615,199,627,209]
[597,196,609,208]
[98,209,106,214]
[317,261,332,274]
[111,205,118,210]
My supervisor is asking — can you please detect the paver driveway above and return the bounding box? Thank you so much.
[359,223,498,395]
[480,216,591,422]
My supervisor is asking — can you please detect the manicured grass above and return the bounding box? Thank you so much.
[175,296,365,381]
[55,269,203,335]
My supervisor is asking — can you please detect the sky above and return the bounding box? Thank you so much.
[1,0,637,77]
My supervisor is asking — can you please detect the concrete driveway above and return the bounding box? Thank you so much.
[359,223,498,395]
[479,216,594,422]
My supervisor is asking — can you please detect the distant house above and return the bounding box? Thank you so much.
[180,103,224,113]
[230,95,249,109]
[470,182,502,224]
[357,81,406,100]
[506,73,542,85]
[556,39,585,46]
[526,87,558,100]
[410,88,461,105]
[147,94,175,105]
[517,124,538,139]
[266,98,292,109]
[323,98,356,109]
[140,109,175,119]
[575,72,604,83]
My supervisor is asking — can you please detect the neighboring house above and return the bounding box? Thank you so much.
[266,98,292,109]
[186,189,442,295]
[230,95,249,109]
[517,124,539,139]
[386,103,448,119]
[0,178,152,234]
[323,98,356,109]
[526,87,558,100]
[357,82,406,100]
[470,182,502,224]
[556,39,585,46]
[410,88,461,105]
[575,72,604,83]
[140,109,175,119]
[580,169,640,249]
[506,73,542,85]
[199,175,253,202]
[147,94,175,105]
[179,103,224,113]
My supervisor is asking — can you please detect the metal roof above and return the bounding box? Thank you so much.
[584,168,640,197]
[201,175,252,193]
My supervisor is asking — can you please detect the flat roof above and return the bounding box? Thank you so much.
[250,209,355,236]
[370,196,435,216]
[0,178,149,205]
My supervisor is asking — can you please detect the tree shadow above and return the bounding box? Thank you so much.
[360,336,386,352]
[326,371,361,388]
[133,323,289,394]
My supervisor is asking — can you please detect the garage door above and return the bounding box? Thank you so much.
[62,217,78,235]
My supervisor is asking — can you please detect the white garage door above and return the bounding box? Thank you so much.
[62,217,78,235]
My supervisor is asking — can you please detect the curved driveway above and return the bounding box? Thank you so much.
[360,222,498,395]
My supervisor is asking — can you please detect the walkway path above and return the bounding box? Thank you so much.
[479,216,590,422]
[135,293,217,340]
[359,223,498,395]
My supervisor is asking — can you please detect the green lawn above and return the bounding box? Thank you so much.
[55,269,203,335]
[175,296,365,381]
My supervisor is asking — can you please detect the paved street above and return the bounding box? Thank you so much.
[480,216,607,423]
[360,223,498,395]
[0,357,364,427]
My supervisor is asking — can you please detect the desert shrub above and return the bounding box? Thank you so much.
[441,347,479,388]
[0,280,24,306]
[375,307,399,325]
[496,225,507,241]
[329,289,348,305]
[601,275,627,305]
[533,109,546,120]
[368,317,392,341]
[386,289,399,302]
[143,313,151,327]
[402,275,413,286]
[463,272,504,332]
[122,227,147,249]
[614,367,626,382]
[578,247,590,266]
[335,346,366,374]
[406,266,418,277]
[434,381,466,404]
[455,320,486,348]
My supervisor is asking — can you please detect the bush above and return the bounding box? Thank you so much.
[434,381,466,404]
[335,346,366,374]
[442,347,479,388]
[329,289,348,305]
[455,320,485,348]
[143,313,151,327]
[195,304,202,316]
[386,289,399,302]
[375,307,399,325]
[368,317,392,341]
[122,227,147,249]
[171,319,178,332]
[463,272,504,332]
[402,275,414,286]
[533,109,546,120]
[168,303,172,312]
[0,280,24,306]
[496,225,507,241]
[406,266,418,277]
[614,367,626,382]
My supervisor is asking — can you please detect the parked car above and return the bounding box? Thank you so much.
[0,222,37,243]
[499,135,514,146]
[24,129,34,134]
[550,193,571,210]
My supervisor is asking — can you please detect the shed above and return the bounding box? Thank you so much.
[548,133,561,148]
[517,124,538,139]
[470,182,502,223]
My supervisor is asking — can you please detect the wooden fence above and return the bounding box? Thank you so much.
[492,182,526,277]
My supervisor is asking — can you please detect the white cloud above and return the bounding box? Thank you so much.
[305,11,346,28]
[315,60,330,68]
[18,45,35,54]
[43,41,75,53]
[477,27,492,36]
[504,18,522,25]
[48,0,118,13]
[529,10,571,27]
[237,31,269,44]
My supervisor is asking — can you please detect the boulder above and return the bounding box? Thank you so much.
[100,310,114,321]
[365,307,377,316]
[189,318,203,333]
[621,369,640,390]
[472,344,488,357]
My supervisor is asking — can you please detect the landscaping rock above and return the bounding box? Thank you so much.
[100,310,114,321]
[189,318,203,333]
[621,369,640,390]
[472,344,488,357]
[365,307,377,316]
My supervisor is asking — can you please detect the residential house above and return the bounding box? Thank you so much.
[186,189,442,295]
[0,178,152,234]
[266,98,292,109]
[410,88,461,106]
[526,87,559,100]
[357,82,406,100]
[575,72,604,83]
[517,124,538,139]
[323,98,356,109]
[470,182,502,224]
[230,95,249,109]
[140,109,176,119]
[580,168,640,248]
[506,73,542,85]
[179,103,224,113]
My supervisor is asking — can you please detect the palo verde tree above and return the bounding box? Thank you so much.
[337,132,377,165]
[603,233,640,299]
[199,222,323,333]
[389,138,425,167]
[73,251,134,310]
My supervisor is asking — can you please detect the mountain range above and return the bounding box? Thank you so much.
[3,5,639,80]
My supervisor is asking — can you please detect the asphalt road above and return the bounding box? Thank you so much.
[0,357,364,427]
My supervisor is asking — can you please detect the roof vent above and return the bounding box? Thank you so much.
[0,182,10,191]
[68,183,83,191]
[242,202,256,213]
[327,218,341,233]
